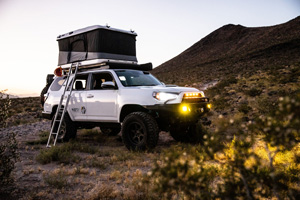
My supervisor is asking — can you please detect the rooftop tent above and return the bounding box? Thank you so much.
[57,25,138,66]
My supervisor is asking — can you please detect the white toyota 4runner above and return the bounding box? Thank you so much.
[42,63,211,150]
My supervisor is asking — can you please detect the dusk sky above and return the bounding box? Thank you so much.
[0,0,299,96]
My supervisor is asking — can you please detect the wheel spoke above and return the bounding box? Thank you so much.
[132,135,139,142]
[128,122,145,145]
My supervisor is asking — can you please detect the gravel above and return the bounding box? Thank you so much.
[0,120,50,139]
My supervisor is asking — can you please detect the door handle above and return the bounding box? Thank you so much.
[87,94,94,98]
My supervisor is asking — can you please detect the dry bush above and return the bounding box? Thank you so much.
[0,90,18,195]
[147,95,300,199]
[0,90,11,128]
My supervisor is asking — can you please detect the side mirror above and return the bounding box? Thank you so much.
[101,81,116,89]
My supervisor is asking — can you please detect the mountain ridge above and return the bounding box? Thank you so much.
[152,16,300,85]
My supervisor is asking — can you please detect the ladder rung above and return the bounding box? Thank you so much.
[47,62,80,148]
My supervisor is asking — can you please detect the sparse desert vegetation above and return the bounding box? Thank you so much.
[1,64,299,199]
[1,17,300,199]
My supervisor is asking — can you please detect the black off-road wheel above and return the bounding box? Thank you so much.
[170,122,204,144]
[51,113,77,142]
[121,112,159,151]
[101,126,121,136]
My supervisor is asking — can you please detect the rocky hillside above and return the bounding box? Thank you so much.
[152,16,300,85]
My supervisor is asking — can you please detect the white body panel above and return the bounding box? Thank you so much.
[68,91,87,121]
[86,89,118,122]
[43,69,204,123]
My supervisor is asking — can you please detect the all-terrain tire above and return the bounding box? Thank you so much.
[121,112,159,151]
[170,122,204,144]
[51,113,77,142]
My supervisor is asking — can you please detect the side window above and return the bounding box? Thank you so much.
[50,76,66,91]
[73,74,89,90]
[91,73,115,90]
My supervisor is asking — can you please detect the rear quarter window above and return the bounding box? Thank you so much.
[50,77,66,91]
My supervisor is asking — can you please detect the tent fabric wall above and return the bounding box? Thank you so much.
[57,28,137,65]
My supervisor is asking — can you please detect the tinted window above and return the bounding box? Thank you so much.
[50,77,66,91]
[91,73,115,90]
[72,74,89,90]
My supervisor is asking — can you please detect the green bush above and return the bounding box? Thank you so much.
[36,142,98,164]
[147,94,300,199]
[36,144,80,164]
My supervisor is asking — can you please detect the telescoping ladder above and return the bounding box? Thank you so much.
[46,62,80,148]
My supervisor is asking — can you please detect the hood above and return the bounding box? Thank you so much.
[131,85,201,94]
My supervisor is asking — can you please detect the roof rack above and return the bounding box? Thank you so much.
[60,61,152,75]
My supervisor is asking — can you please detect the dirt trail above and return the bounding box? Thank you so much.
[1,120,176,199]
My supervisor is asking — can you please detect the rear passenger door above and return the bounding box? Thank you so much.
[68,74,89,121]
[85,72,118,122]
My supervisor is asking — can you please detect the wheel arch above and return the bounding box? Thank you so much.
[119,104,149,122]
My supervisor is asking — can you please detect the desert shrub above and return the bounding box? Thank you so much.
[87,184,117,200]
[147,94,300,199]
[245,88,263,97]
[278,66,300,84]
[36,142,98,164]
[84,156,108,170]
[211,96,230,110]
[257,97,277,115]
[36,144,80,164]
[0,90,18,193]
[206,76,238,97]
[0,90,11,128]
[238,103,252,114]
[0,132,19,189]
[218,76,238,88]
[43,169,68,189]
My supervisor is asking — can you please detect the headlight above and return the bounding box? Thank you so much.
[153,92,178,101]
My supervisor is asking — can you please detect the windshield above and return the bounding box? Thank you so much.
[115,70,162,87]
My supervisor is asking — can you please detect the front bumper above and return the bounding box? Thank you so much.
[145,97,211,122]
